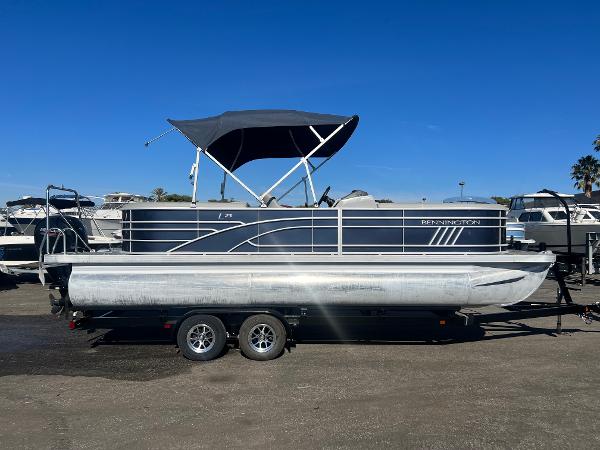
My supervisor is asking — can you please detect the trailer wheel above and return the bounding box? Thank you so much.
[177,315,226,361]
[239,314,286,361]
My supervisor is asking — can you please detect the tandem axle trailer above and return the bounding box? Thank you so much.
[49,269,600,362]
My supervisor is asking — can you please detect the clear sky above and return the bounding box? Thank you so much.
[1,1,599,206]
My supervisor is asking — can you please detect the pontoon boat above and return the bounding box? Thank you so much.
[44,110,554,311]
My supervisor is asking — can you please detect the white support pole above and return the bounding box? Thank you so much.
[309,126,324,142]
[278,153,334,202]
[261,122,346,199]
[303,159,317,205]
[191,147,201,204]
[203,149,265,205]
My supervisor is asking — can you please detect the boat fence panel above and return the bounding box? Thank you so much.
[121,207,506,254]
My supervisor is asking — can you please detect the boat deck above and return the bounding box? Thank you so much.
[45,250,555,265]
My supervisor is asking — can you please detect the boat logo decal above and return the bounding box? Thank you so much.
[428,226,465,246]
[421,219,481,226]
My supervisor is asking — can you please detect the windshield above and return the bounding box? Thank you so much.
[530,198,575,208]
[548,211,568,220]
[588,210,600,220]
[511,197,577,210]
[100,203,125,210]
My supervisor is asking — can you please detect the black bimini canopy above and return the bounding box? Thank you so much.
[168,110,359,171]
[6,196,95,210]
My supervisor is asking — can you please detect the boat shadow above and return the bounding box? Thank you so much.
[0,272,40,291]
[0,274,19,291]
[93,314,600,350]
[1,314,597,380]
[291,317,598,345]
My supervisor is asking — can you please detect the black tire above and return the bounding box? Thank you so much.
[238,314,286,361]
[177,315,226,361]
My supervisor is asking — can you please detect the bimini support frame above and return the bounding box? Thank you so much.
[189,118,352,207]
[278,152,334,203]
[149,115,353,207]
[202,148,264,205]
[259,122,347,203]
[190,147,201,204]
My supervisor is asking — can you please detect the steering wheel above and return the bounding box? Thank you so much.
[317,186,332,207]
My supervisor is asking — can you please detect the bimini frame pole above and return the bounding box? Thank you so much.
[277,153,334,203]
[45,187,50,254]
[191,147,201,204]
[261,121,348,201]
[203,149,265,205]
[302,159,317,205]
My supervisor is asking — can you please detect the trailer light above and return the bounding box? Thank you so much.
[68,320,76,330]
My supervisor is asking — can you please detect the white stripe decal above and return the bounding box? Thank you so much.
[451,227,464,245]
[443,227,458,246]
[435,227,449,245]
[428,227,442,245]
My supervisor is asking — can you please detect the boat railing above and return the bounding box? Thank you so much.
[38,227,93,268]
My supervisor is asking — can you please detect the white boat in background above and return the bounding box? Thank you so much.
[1,195,119,277]
[0,209,17,236]
[5,197,47,236]
[507,192,600,254]
[89,192,148,238]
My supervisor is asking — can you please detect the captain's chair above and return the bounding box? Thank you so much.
[261,194,281,208]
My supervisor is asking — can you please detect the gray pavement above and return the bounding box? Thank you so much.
[1,275,599,449]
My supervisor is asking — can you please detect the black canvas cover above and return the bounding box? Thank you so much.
[168,110,359,171]
[6,197,47,207]
[6,196,95,209]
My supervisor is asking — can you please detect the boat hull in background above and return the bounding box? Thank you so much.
[524,222,600,254]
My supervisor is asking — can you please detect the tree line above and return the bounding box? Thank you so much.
[149,187,192,202]
[571,135,600,197]
[149,187,235,203]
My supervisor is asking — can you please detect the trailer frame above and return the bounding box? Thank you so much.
[49,262,600,357]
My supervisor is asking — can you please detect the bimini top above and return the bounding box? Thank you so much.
[443,196,497,204]
[168,110,359,171]
[512,192,574,199]
[6,196,95,210]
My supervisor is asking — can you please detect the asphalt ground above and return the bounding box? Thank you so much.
[1,274,599,449]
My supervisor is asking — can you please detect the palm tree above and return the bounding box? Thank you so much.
[150,187,167,202]
[571,155,600,198]
[594,135,600,153]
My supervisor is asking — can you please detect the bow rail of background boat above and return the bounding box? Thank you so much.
[145,110,359,206]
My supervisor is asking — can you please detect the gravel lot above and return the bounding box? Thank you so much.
[1,275,599,449]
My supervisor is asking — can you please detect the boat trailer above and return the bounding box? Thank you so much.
[48,261,600,352]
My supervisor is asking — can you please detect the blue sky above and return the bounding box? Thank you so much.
[1,1,599,206]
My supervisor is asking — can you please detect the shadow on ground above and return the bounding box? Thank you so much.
[0,315,195,381]
[0,312,594,381]
[0,275,18,291]
[0,272,40,291]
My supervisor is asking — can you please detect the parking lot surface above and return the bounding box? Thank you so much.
[1,276,599,449]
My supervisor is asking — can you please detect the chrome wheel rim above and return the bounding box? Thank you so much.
[186,324,216,353]
[248,323,276,353]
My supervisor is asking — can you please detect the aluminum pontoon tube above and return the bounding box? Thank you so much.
[45,252,555,309]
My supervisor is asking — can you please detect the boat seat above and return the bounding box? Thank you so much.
[262,195,281,208]
[335,190,377,208]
